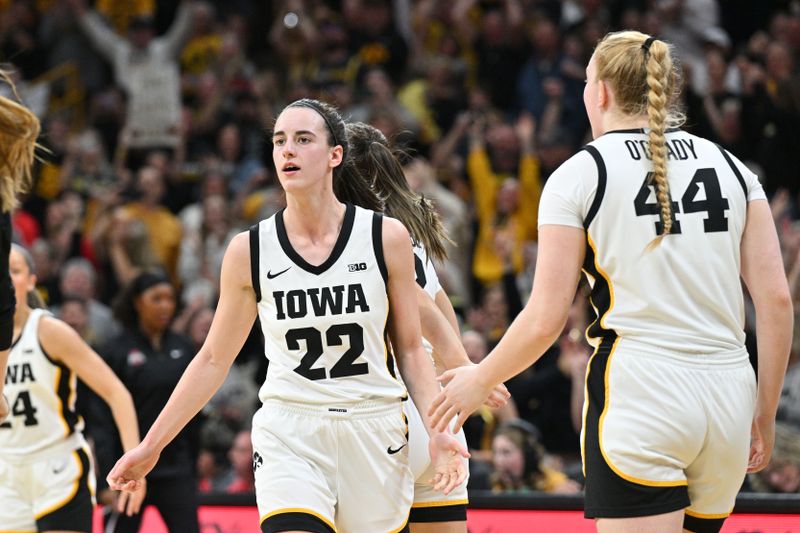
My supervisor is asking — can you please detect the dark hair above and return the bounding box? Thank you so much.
[112,271,172,329]
[491,419,546,491]
[344,122,452,261]
[282,99,382,211]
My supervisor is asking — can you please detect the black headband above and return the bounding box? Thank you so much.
[288,100,340,148]
[132,272,170,297]
[642,36,657,55]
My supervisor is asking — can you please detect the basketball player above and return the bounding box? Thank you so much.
[0,244,143,532]
[344,121,510,533]
[106,98,468,533]
[429,31,792,533]
[0,74,39,422]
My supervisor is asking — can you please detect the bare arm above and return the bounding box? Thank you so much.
[162,1,194,58]
[430,224,585,430]
[434,289,459,334]
[107,231,258,489]
[740,199,793,471]
[39,317,140,453]
[384,220,444,433]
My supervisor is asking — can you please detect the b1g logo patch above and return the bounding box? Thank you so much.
[348,262,367,272]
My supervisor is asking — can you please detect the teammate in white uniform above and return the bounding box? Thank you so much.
[344,121,509,533]
[0,244,142,532]
[429,31,792,533]
[106,98,468,533]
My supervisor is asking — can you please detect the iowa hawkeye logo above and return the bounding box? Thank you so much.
[273,284,370,320]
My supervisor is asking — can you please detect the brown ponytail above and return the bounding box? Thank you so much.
[345,122,453,261]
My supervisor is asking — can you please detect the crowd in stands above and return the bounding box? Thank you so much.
[2,0,800,498]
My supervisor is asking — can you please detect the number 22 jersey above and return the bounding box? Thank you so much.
[250,203,407,406]
[538,129,766,355]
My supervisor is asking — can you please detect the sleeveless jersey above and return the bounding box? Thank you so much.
[250,203,407,405]
[0,309,83,457]
[538,129,766,355]
[413,243,441,300]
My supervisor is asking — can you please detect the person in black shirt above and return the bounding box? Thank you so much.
[0,74,40,422]
[93,272,199,533]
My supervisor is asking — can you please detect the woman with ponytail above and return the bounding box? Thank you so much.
[0,245,142,532]
[344,121,509,533]
[429,31,792,533]
[0,74,40,423]
[106,99,468,533]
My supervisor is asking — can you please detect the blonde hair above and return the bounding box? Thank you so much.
[594,31,683,239]
[0,71,39,212]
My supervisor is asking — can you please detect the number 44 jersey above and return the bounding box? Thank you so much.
[0,309,84,458]
[538,128,766,355]
[251,204,407,406]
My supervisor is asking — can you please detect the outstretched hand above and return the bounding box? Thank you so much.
[428,431,470,495]
[107,444,160,495]
[428,365,493,432]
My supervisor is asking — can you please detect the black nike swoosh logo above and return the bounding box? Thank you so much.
[266,267,291,279]
[387,443,407,455]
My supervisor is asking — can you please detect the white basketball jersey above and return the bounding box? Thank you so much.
[413,243,441,300]
[0,309,83,457]
[251,204,407,405]
[539,129,766,354]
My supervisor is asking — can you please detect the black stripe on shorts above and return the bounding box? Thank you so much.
[410,503,467,523]
[37,447,94,533]
[262,512,334,533]
[583,337,690,518]
[684,513,726,533]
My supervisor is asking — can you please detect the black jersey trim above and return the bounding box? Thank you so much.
[582,145,607,229]
[602,127,681,135]
[275,203,356,275]
[249,223,261,302]
[372,213,388,284]
[715,144,748,198]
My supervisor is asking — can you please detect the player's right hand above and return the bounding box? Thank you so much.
[107,444,160,494]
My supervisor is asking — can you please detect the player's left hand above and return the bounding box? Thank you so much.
[117,477,147,516]
[747,415,775,473]
[107,444,160,494]
[429,365,493,432]
[428,431,470,495]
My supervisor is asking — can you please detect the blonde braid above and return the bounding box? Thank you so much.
[645,40,672,235]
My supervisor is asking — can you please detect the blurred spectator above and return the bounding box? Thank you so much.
[481,420,581,493]
[118,165,182,281]
[453,0,528,110]
[54,256,121,346]
[344,0,410,85]
[221,429,256,493]
[93,272,200,532]
[467,112,541,291]
[72,0,196,151]
[747,422,800,494]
